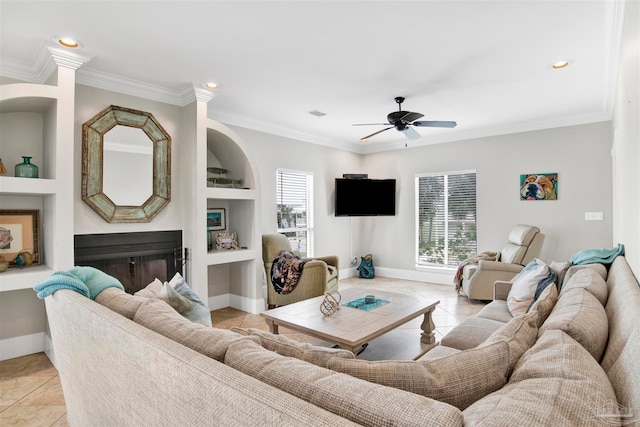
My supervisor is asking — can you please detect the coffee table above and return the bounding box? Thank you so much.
[261,287,439,356]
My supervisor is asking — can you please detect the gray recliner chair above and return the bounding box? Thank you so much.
[460,225,545,300]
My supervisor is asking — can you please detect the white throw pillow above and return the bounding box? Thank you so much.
[507,259,551,316]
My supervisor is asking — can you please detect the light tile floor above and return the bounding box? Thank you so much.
[0,276,486,426]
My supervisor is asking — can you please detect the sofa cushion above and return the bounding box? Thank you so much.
[326,340,510,410]
[225,339,464,427]
[135,273,211,326]
[463,330,619,427]
[230,327,354,368]
[527,283,558,328]
[562,263,607,291]
[441,316,505,350]
[507,259,556,316]
[560,267,608,306]
[476,300,513,323]
[94,287,148,319]
[133,298,258,362]
[417,345,462,361]
[479,310,538,375]
[539,288,608,361]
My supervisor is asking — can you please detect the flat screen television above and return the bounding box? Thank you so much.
[335,178,396,216]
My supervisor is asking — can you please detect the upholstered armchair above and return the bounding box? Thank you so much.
[262,234,339,308]
[460,225,545,300]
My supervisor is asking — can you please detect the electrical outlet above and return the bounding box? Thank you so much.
[351,256,358,265]
[584,212,604,221]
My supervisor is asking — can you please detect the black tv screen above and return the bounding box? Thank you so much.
[335,178,396,216]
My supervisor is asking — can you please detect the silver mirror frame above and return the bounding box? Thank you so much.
[82,105,171,223]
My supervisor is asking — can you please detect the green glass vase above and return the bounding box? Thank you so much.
[15,156,38,178]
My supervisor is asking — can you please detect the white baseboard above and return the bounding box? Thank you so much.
[374,267,455,285]
[0,332,46,361]
[340,266,454,285]
[209,293,265,315]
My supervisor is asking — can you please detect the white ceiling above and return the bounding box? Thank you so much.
[0,1,626,154]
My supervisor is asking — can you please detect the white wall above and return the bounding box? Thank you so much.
[227,126,362,269]
[360,122,613,275]
[613,0,639,277]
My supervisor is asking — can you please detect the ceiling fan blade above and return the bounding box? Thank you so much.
[402,126,421,140]
[360,126,394,142]
[400,111,424,122]
[352,123,389,126]
[413,120,457,128]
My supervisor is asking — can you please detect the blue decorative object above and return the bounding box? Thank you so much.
[343,297,390,311]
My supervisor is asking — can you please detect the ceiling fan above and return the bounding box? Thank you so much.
[353,96,457,142]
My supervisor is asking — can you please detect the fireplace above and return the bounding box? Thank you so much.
[74,230,184,294]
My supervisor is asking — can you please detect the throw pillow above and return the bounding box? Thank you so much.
[231,327,354,368]
[507,259,555,316]
[327,340,510,410]
[134,273,211,326]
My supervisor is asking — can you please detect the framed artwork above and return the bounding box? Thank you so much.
[216,232,238,250]
[520,173,558,200]
[207,208,226,231]
[0,210,40,266]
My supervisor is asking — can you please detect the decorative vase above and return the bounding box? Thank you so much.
[15,156,38,178]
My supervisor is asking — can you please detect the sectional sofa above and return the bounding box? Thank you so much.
[44,256,639,426]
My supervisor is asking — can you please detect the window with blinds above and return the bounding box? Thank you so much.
[276,169,314,258]
[415,171,477,267]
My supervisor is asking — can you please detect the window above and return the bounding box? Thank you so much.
[276,169,314,257]
[416,170,477,268]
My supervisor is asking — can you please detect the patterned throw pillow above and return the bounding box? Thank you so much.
[135,273,211,326]
[507,259,556,316]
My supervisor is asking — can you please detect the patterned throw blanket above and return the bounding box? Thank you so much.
[270,250,308,294]
[453,251,499,294]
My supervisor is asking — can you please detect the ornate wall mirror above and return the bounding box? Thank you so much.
[82,105,171,222]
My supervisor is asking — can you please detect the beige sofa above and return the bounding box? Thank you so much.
[45,256,639,426]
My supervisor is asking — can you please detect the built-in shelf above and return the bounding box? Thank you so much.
[0,265,55,292]
[205,187,257,200]
[205,248,258,265]
[0,177,58,195]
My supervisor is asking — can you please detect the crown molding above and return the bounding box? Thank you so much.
[207,108,362,154]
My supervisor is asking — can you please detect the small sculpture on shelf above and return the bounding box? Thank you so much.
[207,167,243,188]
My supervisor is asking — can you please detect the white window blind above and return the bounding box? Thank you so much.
[416,171,477,267]
[276,169,314,257]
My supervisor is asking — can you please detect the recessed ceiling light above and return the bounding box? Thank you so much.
[552,60,569,69]
[204,82,219,90]
[58,37,79,48]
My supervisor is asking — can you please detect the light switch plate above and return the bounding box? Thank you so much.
[585,212,604,221]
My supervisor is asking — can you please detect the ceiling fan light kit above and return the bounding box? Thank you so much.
[354,96,457,143]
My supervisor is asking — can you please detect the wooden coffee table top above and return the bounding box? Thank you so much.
[261,287,439,354]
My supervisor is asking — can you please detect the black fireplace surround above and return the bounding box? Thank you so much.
[74,230,183,294]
